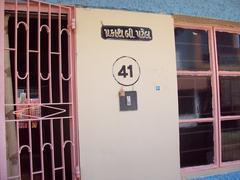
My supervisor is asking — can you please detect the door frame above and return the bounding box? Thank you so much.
[0,0,79,179]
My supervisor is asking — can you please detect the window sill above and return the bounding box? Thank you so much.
[181,163,240,180]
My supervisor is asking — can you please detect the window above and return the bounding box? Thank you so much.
[175,26,240,170]
[175,28,210,71]
[217,31,240,164]
[178,76,212,119]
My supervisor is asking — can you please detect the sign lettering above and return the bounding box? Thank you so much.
[102,25,152,41]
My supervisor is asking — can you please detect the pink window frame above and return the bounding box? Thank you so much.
[175,23,240,174]
[0,0,80,179]
[214,26,240,168]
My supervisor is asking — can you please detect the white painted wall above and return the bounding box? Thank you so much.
[76,8,181,180]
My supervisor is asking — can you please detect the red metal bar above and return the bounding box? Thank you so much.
[14,0,21,178]
[5,102,72,106]
[175,23,211,31]
[221,116,240,121]
[70,7,81,178]
[214,26,240,34]
[58,5,63,103]
[26,1,34,179]
[26,0,30,100]
[6,116,72,123]
[218,71,240,76]
[60,117,66,180]
[0,0,7,179]
[58,5,66,179]
[67,7,77,179]
[181,164,218,174]
[48,4,53,104]
[177,71,212,76]
[179,118,214,123]
[37,0,41,103]
[48,4,56,179]
[213,27,234,167]
[210,26,221,168]
[50,118,56,180]
[5,2,69,14]
[221,160,240,167]
[37,3,45,178]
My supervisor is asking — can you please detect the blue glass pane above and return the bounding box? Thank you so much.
[220,77,240,116]
[217,32,240,71]
[180,122,214,168]
[221,120,240,162]
[175,28,210,71]
[178,76,212,119]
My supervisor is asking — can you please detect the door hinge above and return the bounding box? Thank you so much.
[71,18,76,30]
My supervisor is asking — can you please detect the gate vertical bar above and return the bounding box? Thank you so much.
[14,0,21,178]
[69,7,77,178]
[58,6,65,179]
[26,1,34,179]
[48,4,56,180]
[0,0,7,178]
[49,4,53,103]
[70,8,81,178]
[58,5,63,103]
[37,2,45,180]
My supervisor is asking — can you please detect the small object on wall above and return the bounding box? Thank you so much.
[119,87,125,96]
[119,90,138,111]
[155,85,160,91]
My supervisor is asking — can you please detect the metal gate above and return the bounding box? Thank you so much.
[0,0,79,179]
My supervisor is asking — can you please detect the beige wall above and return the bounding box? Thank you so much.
[76,8,180,180]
